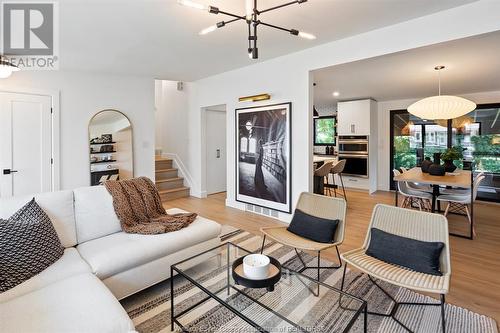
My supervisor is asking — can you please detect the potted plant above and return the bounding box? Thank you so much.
[441,146,463,172]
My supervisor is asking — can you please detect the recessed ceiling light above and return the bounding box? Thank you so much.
[332,91,340,97]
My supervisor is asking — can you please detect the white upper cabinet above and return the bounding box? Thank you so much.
[337,99,374,135]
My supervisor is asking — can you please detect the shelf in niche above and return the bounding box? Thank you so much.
[90,151,117,154]
[90,142,116,146]
[90,160,117,164]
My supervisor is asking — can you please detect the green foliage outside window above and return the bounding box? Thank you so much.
[315,118,335,144]
[393,136,417,170]
[471,135,500,173]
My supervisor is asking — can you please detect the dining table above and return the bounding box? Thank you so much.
[393,167,474,240]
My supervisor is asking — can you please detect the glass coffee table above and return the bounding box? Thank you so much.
[171,242,367,333]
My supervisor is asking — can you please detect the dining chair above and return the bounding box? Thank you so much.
[260,192,347,295]
[393,169,432,211]
[400,167,432,192]
[324,160,347,201]
[341,204,450,332]
[437,174,485,235]
[441,172,484,195]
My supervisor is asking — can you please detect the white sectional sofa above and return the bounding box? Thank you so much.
[0,186,222,333]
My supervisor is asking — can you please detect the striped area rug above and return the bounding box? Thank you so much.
[121,229,498,333]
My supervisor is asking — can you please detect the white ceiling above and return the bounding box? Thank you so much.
[59,0,476,81]
[312,30,500,107]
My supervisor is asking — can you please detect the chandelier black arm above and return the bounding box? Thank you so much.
[258,21,295,34]
[221,17,243,27]
[258,0,307,15]
[210,7,246,21]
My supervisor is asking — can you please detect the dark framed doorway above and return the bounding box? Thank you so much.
[389,103,499,202]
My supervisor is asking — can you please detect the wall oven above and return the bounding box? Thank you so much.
[338,135,369,155]
[338,154,369,178]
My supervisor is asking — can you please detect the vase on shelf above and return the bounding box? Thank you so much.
[429,153,445,176]
[443,159,457,173]
[421,157,432,173]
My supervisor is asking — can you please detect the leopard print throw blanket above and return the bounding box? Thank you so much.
[104,177,197,234]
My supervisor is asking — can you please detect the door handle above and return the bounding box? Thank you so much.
[216,149,221,158]
[3,169,18,175]
[350,124,355,133]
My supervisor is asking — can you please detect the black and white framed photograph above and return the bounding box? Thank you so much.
[236,102,292,213]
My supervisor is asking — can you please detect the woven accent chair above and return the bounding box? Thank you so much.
[341,204,451,333]
[260,192,347,291]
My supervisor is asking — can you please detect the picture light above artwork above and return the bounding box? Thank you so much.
[239,93,271,103]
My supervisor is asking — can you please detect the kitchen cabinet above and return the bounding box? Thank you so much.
[337,99,375,135]
[336,99,378,193]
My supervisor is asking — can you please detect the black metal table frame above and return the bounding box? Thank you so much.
[170,242,368,333]
[394,170,474,240]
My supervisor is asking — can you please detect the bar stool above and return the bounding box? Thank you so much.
[324,160,347,201]
[313,161,334,195]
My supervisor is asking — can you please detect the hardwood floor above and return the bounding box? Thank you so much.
[164,190,500,324]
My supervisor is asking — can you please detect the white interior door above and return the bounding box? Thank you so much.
[206,109,226,194]
[0,92,52,197]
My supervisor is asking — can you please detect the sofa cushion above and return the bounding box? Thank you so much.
[0,248,91,303]
[77,209,222,279]
[73,186,122,244]
[0,190,76,248]
[0,273,135,333]
[0,199,64,293]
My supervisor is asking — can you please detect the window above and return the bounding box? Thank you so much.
[390,104,500,202]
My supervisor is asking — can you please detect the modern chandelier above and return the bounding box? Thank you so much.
[178,0,316,59]
[407,66,476,120]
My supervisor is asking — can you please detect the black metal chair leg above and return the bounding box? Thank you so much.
[333,176,337,197]
[317,251,320,295]
[340,263,347,292]
[441,294,446,333]
[360,275,444,333]
[260,235,266,254]
[340,174,347,201]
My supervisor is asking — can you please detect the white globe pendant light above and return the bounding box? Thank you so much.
[0,56,20,79]
[408,66,476,120]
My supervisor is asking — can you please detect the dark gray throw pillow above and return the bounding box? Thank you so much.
[366,228,444,276]
[0,198,64,292]
[287,209,339,243]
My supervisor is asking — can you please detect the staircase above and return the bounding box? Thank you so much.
[155,156,190,201]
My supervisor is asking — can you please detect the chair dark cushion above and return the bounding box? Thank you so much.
[366,228,444,276]
[0,199,64,292]
[287,209,339,243]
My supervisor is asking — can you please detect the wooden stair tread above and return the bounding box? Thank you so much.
[155,168,176,173]
[155,157,173,162]
[158,187,189,194]
[156,177,183,183]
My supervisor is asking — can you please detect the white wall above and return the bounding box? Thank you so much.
[377,90,500,191]
[0,70,155,190]
[186,0,500,222]
[155,80,191,163]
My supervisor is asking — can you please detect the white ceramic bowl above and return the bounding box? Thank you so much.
[243,254,270,280]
